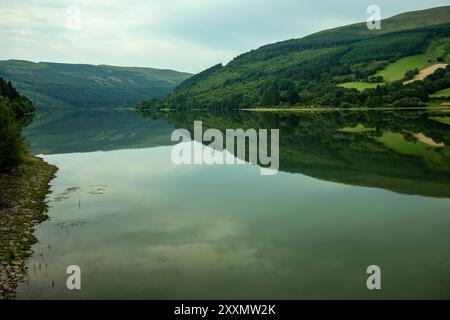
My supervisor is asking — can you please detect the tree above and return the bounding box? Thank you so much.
[261,81,280,106]
[0,97,25,170]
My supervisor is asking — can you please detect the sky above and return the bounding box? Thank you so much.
[0,0,448,73]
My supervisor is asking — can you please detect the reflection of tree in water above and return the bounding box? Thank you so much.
[140,109,450,197]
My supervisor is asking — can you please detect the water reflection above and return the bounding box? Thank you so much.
[25,108,450,197]
[23,109,175,154]
[16,108,450,299]
[139,108,450,197]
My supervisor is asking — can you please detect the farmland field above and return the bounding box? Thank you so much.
[426,37,450,62]
[375,38,450,82]
[337,82,379,91]
[375,54,429,82]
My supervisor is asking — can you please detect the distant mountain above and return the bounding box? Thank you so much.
[0,60,192,109]
[137,6,450,110]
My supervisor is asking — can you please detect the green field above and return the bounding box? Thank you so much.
[373,38,450,82]
[375,54,429,82]
[338,37,450,89]
[431,88,450,97]
[337,82,379,91]
[426,37,450,63]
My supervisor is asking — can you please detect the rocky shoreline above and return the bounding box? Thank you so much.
[0,156,57,300]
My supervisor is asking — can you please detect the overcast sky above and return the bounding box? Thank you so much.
[0,0,448,73]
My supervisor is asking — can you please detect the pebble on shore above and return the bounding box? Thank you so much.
[0,155,57,300]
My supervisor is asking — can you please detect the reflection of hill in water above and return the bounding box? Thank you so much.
[24,109,175,155]
[25,108,450,197]
[139,109,450,198]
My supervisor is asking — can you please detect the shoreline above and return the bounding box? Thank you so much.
[240,106,450,112]
[136,104,450,114]
[0,155,57,300]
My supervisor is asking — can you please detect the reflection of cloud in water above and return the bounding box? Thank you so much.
[17,133,450,299]
[201,221,239,241]
[44,147,179,176]
[144,244,263,271]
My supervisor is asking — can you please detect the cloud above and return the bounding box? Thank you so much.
[0,0,448,73]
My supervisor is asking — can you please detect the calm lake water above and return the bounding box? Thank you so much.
[16,108,450,299]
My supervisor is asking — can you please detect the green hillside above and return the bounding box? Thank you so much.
[137,6,450,111]
[0,60,192,109]
[0,77,34,170]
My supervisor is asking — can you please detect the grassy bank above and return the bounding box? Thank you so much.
[0,155,57,300]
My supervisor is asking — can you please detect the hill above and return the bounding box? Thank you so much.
[0,60,192,109]
[137,6,450,110]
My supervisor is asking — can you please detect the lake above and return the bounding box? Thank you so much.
[16,108,450,299]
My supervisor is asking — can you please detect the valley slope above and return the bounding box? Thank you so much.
[137,6,450,110]
[0,60,192,109]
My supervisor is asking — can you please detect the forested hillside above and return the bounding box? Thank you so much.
[0,60,192,109]
[0,77,34,170]
[137,6,450,110]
